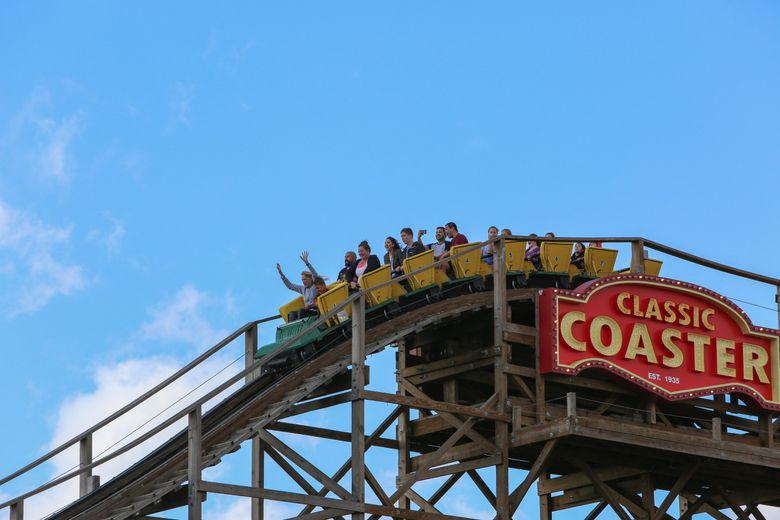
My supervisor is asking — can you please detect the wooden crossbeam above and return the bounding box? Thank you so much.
[386,395,499,506]
[299,406,403,516]
[652,463,697,520]
[575,461,632,520]
[716,486,751,520]
[467,469,496,508]
[398,380,499,453]
[583,500,607,520]
[256,430,352,501]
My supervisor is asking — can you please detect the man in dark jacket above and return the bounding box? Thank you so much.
[400,227,427,260]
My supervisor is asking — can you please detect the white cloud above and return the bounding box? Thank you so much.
[0,199,87,315]
[87,213,126,255]
[760,506,780,518]
[139,284,228,348]
[1,88,80,182]
[37,115,80,181]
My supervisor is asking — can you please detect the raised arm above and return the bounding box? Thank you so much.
[277,263,303,293]
[299,250,320,279]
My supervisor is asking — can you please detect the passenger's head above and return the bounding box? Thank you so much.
[444,222,458,238]
[545,232,555,238]
[314,276,328,295]
[574,242,585,254]
[400,227,414,246]
[501,228,512,237]
[435,226,446,242]
[344,251,356,267]
[301,271,314,288]
[487,226,498,240]
[385,236,399,252]
[529,233,539,247]
[358,240,371,259]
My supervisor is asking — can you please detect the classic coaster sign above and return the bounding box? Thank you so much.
[538,275,780,410]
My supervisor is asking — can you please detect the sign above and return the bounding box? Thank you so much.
[538,275,780,410]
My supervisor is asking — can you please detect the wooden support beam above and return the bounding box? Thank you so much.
[188,407,202,520]
[508,374,535,402]
[79,434,93,497]
[631,240,645,274]
[252,437,264,520]
[428,472,463,506]
[575,461,631,520]
[351,295,366,520]
[716,486,751,520]
[364,465,391,507]
[405,488,441,514]
[398,380,498,453]
[9,501,23,520]
[748,503,768,520]
[397,338,411,512]
[713,417,722,441]
[264,445,318,495]
[534,294,546,424]
[467,469,496,508]
[681,492,731,520]
[244,323,259,384]
[387,396,499,505]
[299,406,403,517]
[583,500,607,520]
[257,430,352,501]
[494,238,510,520]
[641,472,655,517]
[653,463,697,520]
[678,491,712,520]
[508,439,557,514]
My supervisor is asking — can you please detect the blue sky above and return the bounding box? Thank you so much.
[1,2,779,518]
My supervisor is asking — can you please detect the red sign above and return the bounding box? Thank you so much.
[538,275,780,410]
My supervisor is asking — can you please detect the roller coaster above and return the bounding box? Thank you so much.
[1,236,779,520]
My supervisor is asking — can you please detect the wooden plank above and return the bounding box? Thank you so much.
[405,488,440,514]
[268,422,398,450]
[418,456,501,482]
[538,466,646,495]
[397,338,411,512]
[405,358,495,386]
[278,391,354,419]
[399,348,499,378]
[361,390,509,423]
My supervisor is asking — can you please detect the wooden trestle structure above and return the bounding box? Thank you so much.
[3,237,780,520]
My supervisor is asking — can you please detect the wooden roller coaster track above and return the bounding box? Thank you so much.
[2,236,780,520]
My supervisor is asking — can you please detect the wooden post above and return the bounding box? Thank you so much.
[776,286,780,330]
[188,406,203,520]
[539,473,553,520]
[396,339,411,511]
[351,295,366,520]
[493,239,510,519]
[79,434,92,497]
[631,240,645,274]
[712,417,722,441]
[566,392,576,418]
[244,323,258,384]
[245,324,263,519]
[647,401,657,425]
[9,501,23,520]
[251,437,264,520]
[535,292,546,424]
